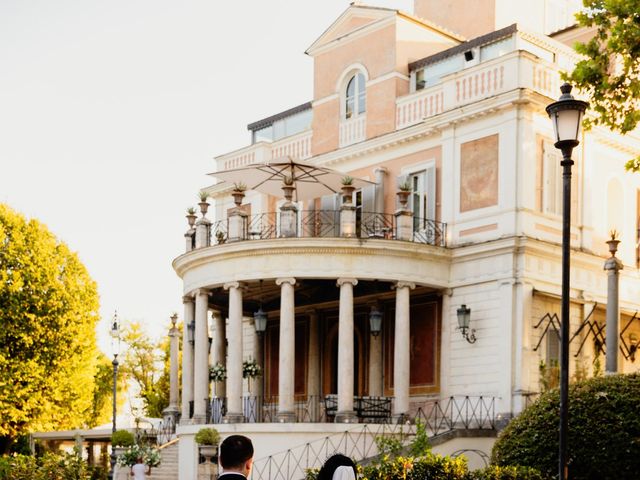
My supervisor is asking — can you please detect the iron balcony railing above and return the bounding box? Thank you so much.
[201,395,495,429]
[209,210,446,247]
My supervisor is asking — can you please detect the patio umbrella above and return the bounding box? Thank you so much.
[208,156,374,201]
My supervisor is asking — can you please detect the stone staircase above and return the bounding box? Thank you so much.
[148,440,179,480]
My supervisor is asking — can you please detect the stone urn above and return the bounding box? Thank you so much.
[606,238,620,256]
[396,190,411,209]
[199,201,210,216]
[231,190,245,207]
[199,444,218,462]
[341,185,355,204]
[186,213,197,228]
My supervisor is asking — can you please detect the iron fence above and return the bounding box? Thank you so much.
[248,396,496,480]
[208,210,447,247]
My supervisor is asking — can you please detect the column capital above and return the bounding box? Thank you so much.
[395,281,416,290]
[275,277,296,287]
[374,166,388,175]
[193,288,209,298]
[223,281,246,291]
[337,278,358,287]
[182,295,194,304]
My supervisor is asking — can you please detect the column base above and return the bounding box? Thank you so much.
[222,412,245,424]
[276,411,297,423]
[334,410,358,423]
[191,414,206,425]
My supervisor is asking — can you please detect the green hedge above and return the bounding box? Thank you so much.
[492,373,640,479]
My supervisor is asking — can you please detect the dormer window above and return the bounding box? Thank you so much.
[345,72,366,119]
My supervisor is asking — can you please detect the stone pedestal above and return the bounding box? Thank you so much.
[228,209,248,242]
[395,209,413,241]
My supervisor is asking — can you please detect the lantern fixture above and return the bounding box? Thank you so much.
[369,306,383,337]
[110,311,121,357]
[456,305,476,344]
[254,279,268,334]
[545,83,589,154]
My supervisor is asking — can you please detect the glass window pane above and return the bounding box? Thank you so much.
[346,76,356,97]
[358,91,366,114]
[346,98,354,119]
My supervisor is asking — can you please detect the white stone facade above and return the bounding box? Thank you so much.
[172,3,640,479]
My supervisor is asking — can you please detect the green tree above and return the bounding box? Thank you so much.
[0,204,101,453]
[566,0,640,170]
[121,322,170,418]
[87,353,128,429]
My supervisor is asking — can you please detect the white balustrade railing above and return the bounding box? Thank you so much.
[339,115,366,147]
[396,86,444,130]
[271,129,312,160]
[396,51,569,130]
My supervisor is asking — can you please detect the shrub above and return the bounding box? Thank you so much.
[0,451,92,480]
[194,427,220,446]
[472,465,547,480]
[111,429,135,447]
[360,453,468,480]
[491,373,640,479]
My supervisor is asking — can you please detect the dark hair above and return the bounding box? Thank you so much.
[219,435,254,470]
[317,454,356,480]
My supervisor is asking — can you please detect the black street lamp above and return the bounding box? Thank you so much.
[545,83,588,480]
[108,312,121,480]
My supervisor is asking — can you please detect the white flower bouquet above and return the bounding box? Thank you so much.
[209,362,227,383]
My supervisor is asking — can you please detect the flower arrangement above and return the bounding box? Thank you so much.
[243,358,262,379]
[116,444,161,467]
[210,362,227,383]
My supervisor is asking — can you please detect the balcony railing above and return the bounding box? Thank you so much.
[208,210,446,247]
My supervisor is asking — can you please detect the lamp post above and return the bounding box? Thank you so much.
[108,312,121,480]
[546,83,588,480]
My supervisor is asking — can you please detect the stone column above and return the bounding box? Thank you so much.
[162,313,180,423]
[276,277,296,422]
[211,311,226,398]
[223,282,244,423]
[393,281,415,420]
[605,239,623,374]
[368,315,383,397]
[307,310,321,421]
[336,278,358,423]
[192,290,210,423]
[180,296,195,424]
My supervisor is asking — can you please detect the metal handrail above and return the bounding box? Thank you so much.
[249,396,496,480]
[208,210,447,247]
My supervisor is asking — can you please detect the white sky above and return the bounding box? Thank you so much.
[0,0,414,353]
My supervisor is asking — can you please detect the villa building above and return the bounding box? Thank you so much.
[170,1,640,478]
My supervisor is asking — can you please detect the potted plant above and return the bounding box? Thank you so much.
[198,191,210,215]
[231,182,247,207]
[195,427,220,462]
[186,207,197,227]
[341,176,355,203]
[397,181,412,209]
[111,429,135,458]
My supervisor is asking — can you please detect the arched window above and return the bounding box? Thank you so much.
[345,73,366,119]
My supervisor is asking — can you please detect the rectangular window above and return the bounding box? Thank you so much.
[542,139,562,216]
[408,166,436,230]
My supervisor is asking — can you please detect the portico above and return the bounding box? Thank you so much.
[173,236,449,424]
